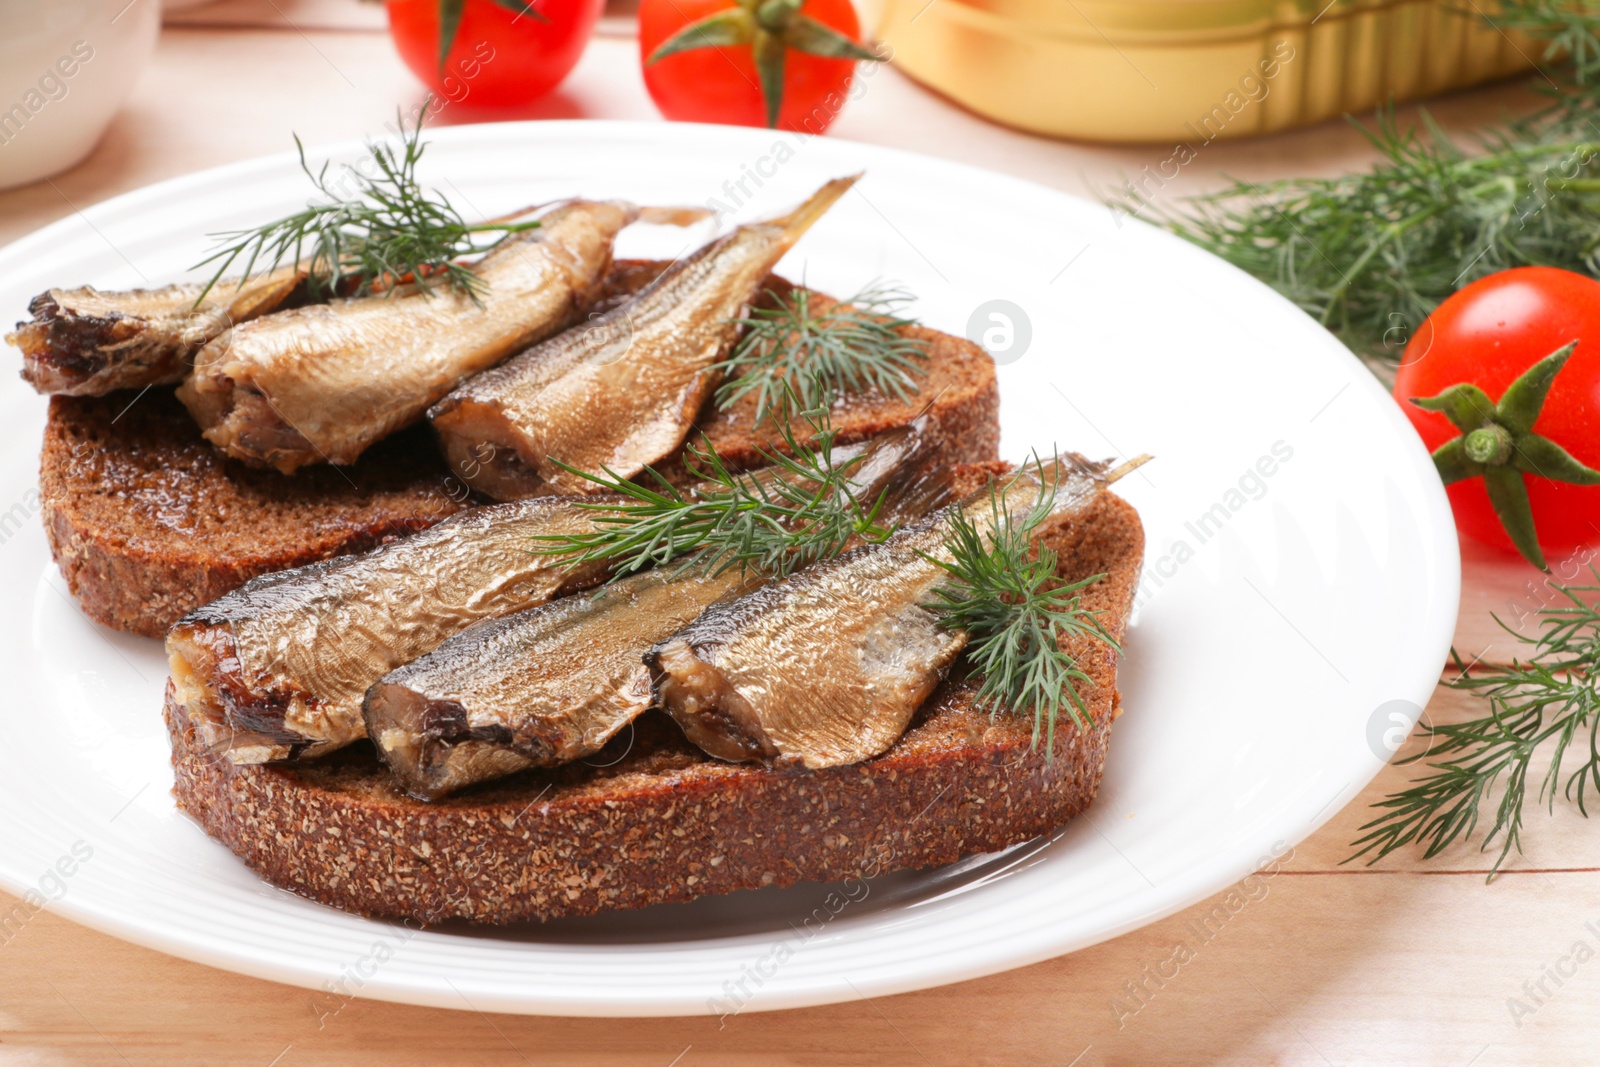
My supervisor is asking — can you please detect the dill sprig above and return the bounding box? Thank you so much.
[194,108,540,305]
[1128,114,1600,373]
[531,397,892,580]
[1350,568,1600,877]
[713,282,930,421]
[924,462,1118,751]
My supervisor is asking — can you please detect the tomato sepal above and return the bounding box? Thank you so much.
[646,8,755,62]
[642,0,881,128]
[783,14,881,60]
[1483,465,1547,571]
[1410,382,1498,430]
[1430,438,1480,486]
[436,0,466,71]
[752,31,789,128]
[434,0,547,74]
[1411,339,1600,571]
[1514,435,1600,487]
[1499,340,1576,433]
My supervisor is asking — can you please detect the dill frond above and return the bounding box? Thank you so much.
[530,394,891,580]
[194,107,539,306]
[1350,568,1600,877]
[713,282,930,421]
[924,463,1118,751]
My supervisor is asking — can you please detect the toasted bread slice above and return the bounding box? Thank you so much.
[166,489,1142,924]
[39,263,1000,637]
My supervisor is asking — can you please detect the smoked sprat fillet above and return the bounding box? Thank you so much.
[429,176,860,500]
[363,415,954,800]
[177,199,651,474]
[9,267,307,396]
[165,496,618,764]
[650,455,1116,769]
[365,567,762,800]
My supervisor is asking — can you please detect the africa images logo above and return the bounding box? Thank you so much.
[0,41,95,147]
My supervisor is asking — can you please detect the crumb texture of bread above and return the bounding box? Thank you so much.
[167,494,1143,925]
[41,391,466,638]
[39,263,1000,637]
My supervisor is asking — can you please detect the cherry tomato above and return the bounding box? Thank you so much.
[385,0,603,109]
[1394,267,1600,559]
[638,0,869,133]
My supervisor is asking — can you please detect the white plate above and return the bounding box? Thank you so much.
[0,121,1458,1016]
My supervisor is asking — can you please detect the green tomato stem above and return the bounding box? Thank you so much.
[1464,424,1514,465]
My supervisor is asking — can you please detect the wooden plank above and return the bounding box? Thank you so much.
[3,866,1596,1063]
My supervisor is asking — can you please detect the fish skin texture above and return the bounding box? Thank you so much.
[178,200,637,473]
[165,495,615,763]
[652,457,1111,769]
[430,177,858,500]
[10,267,307,396]
[364,411,954,799]
[366,566,760,800]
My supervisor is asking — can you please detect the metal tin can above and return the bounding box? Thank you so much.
[866,0,1536,143]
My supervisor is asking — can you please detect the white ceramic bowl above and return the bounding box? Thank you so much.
[0,0,161,191]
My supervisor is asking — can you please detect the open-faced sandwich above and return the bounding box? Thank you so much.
[12,130,1144,925]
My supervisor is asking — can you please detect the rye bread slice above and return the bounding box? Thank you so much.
[165,490,1143,925]
[38,262,999,637]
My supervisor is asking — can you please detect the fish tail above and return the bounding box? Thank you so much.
[1104,454,1153,484]
[760,174,862,245]
[1043,451,1152,486]
[1027,451,1108,486]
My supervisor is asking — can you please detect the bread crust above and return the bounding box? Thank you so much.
[166,494,1143,925]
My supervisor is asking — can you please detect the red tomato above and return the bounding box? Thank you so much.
[1394,267,1600,558]
[638,0,866,133]
[385,0,603,109]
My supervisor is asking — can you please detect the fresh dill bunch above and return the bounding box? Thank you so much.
[1132,112,1600,373]
[713,282,930,422]
[194,108,540,305]
[923,462,1118,752]
[531,396,892,580]
[1350,568,1600,877]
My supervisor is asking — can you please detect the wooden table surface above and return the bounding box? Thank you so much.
[1,5,1594,1064]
